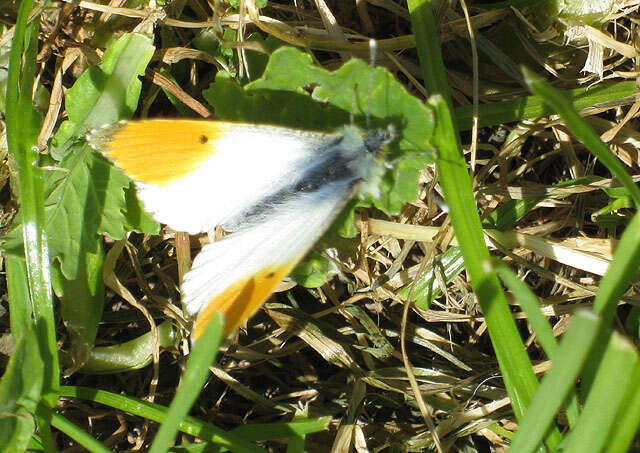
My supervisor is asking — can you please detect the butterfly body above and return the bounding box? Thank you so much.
[90,119,394,338]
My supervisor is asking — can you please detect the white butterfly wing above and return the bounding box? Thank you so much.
[182,186,352,338]
[90,119,333,234]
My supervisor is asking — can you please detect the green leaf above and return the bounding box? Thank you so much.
[4,145,159,278]
[51,33,155,159]
[289,252,334,288]
[0,330,43,452]
[4,145,158,280]
[3,144,158,370]
[56,241,105,371]
[4,31,159,373]
[204,47,435,217]
[123,184,160,233]
[68,320,176,374]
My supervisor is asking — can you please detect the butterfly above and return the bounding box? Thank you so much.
[89,119,395,338]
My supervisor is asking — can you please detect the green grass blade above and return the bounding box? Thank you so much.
[605,360,640,453]
[5,256,31,338]
[231,417,332,441]
[5,0,58,410]
[165,415,332,452]
[411,44,544,417]
[428,93,543,422]
[509,310,601,453]
[149,314,224,452]
[408,4,560,446]
[591,211,640,325]
[60,385,266,452]
[494,264,557,356]
[563,333,639,453]
[454,81,637,131]
[494,263,580,427]
[406,0,452,104]
[445,11,525,86]
[523,68,640,206]
[582,211,640,405]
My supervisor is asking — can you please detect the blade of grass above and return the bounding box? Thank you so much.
[428,93,543,422]
[286,406,311,453]
[563,333,639,453]
[445,10,525,86]
[523,68,640,206]
[606,360,640,453]
[454,80,637,131]
[406,0,452,106]
[5,257,31,338]
[508,310,602,453]
[583,210,640,398]
[148,313,224,452]
[232,417,331,442]
[60,385,266,452]
[5,0,59,446]
[165,415,332,452]
[494,263,580,427]
[591,211,640,325]
[409,2,561,446]
[492,261,558,355]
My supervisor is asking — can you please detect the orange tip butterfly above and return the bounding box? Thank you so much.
[88,119,395,339]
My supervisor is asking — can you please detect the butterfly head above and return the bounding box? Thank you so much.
[363,124,396,154]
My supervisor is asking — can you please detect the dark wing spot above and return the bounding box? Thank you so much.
[265,272,275,279]
[199,135,209,144]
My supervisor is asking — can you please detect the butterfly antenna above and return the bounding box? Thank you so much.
[366,39,377,129]
[350,87,356,125]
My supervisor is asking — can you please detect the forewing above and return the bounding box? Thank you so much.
[89,119,331,234]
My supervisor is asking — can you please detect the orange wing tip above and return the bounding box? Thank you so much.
[191,262,297,340]
[88,119,233,187]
